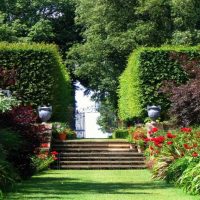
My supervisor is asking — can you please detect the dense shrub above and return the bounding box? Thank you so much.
[0,42,73,122]
[162,54,200,125]
[118,46,200,121]
[0,128,21,192]
[112,128,129,139]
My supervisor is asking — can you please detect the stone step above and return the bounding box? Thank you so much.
[51,140,146,170]
[52,143,132,148]
[53,148,135,152]
[59,156,145,161]
[53,140,128,144]
[59,152,143,157]
[52,164,146,169]
[59,161,145,165]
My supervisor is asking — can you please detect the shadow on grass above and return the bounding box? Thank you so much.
[6,173,173,199]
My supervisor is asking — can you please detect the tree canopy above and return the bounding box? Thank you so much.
[68,0,200,100]
[0,0,80,53]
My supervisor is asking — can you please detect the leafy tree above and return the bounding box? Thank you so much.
[0,0,80,53]
[97,100,118,133]
[67,0,173,121]
[171,0,200,45]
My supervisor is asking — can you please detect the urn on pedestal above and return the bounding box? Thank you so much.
[147,105,161,121]
[38,106,52,123]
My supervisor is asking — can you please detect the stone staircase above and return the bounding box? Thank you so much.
[51,140,146,169]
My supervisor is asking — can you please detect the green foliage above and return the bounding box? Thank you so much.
[0,42,73,122]
[31,154,55,173]
[53,122,69,133]
[112,128,129,139]
[0,128,22,152]
[97,100,118,133]
[178,161,200,195]
[118,46,200,120]
[118,50,143,120]
[0,128,22,192]
[166,157,192,183]
[0,0,79,53]
[0,159,17,192]
[152,156,174,181]
[0,93,20,113]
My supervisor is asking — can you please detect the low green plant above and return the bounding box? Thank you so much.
[166,157,192,183]
[67,129,77,139]
[0,159,18,192]
[178,161,200,195]
[52,122,70,134]
[31,151,58,173]
[0,128,22,192]
[0,93,20,113]
[0,189,2,200]
[152,156,174,180]
[112,128,129,139]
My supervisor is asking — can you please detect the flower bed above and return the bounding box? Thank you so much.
[144,127,200,195]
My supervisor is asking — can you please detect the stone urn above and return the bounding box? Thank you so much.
[38,106,52,123]
[147,105,161,121]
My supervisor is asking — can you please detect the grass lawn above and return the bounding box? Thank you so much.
[4,170,200,200]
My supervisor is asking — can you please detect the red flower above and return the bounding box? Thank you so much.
[167,141,173,145]
[151,127,159,133]
[192,152,198,157]
[148,130,153,135]
[155,150,160,154]
[149,146,154,151]
[40,143,49,148]
[166,132,176,138]
[154,142,162,148]
[193,143,198,148]
[181,127,192,133]
[143,138,151,142]
[183,144,192,150]
[51,151,59,155]
[151,136,165,143]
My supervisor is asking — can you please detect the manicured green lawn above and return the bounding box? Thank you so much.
[4,170,200,200]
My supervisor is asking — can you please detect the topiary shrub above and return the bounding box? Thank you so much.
[112,128,129,139]
[118,46,200,121]
[0,42,73,122]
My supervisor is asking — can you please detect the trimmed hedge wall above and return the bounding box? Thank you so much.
[112,128,129,139]
[118,46,200,121]
[0,42,73,122]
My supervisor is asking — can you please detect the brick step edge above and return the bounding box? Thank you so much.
[59,157,145,161]
[59,152,144,156]
[52,165,146,169]
[52,144,132,148]
[54,148,136,152]
[53,140,129,144]
[59,161,145,165]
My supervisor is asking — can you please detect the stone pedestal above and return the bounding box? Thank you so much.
[35,123,52,154]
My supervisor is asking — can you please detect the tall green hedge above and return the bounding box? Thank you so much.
[118,46,200,121]
[0,42,73,122]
